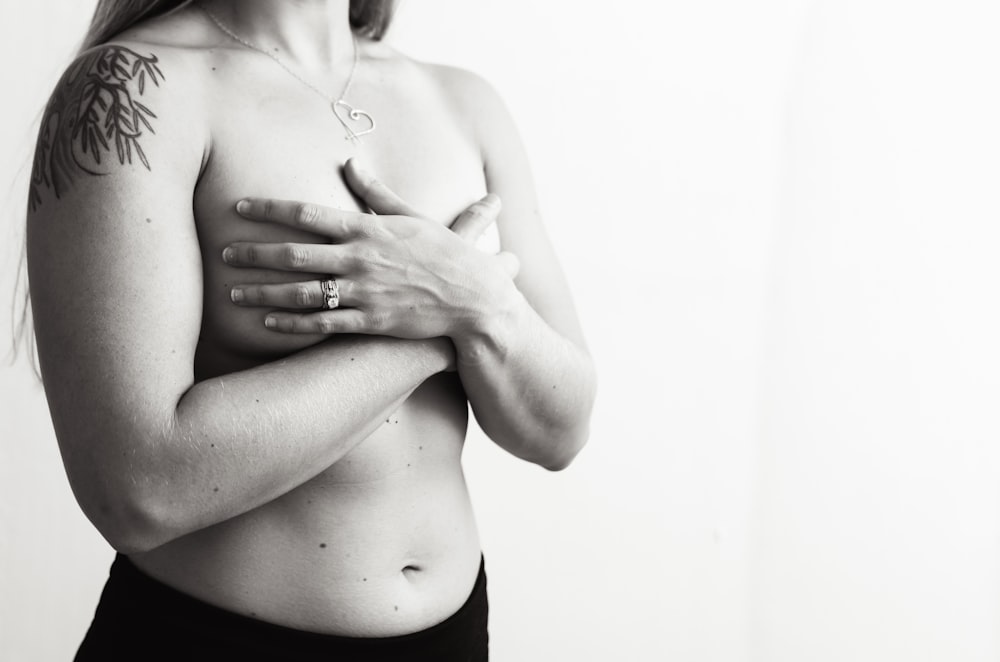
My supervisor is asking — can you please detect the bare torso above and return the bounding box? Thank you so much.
[124,10,489,636]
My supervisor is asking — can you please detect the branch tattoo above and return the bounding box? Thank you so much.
[29,46,164,211]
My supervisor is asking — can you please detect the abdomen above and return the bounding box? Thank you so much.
[130,371,481,636]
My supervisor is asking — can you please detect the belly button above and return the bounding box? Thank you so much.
[401,564,421,579]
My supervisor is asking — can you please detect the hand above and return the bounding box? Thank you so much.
[223,159,521,340]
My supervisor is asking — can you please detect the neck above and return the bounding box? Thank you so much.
[201,0,354,71]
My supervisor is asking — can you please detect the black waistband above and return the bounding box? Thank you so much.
[75,553,489,661]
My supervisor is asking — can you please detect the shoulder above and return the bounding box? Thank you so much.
[56,4,222,115]
[406,57,521,160]
[44,2,220,138]
[29,10,216,211]
[420,61,509,123]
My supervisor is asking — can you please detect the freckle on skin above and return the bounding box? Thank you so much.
[145,217,151,223]
[210,444,215,448]
[213,487,219,492]
[320,543,327,549]
[394,605,398,611]
[362,577,367,582]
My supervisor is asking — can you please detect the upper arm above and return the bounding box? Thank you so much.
[27,44,207,519]
[441,67,589,351]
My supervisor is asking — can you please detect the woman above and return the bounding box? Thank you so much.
[27,0,595,659]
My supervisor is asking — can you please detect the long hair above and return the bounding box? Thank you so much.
[82,0,397,51]
[10,0,397,368]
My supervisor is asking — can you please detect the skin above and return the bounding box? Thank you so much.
[27,0,595,637]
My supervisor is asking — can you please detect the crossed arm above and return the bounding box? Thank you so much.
[28,45,594,554]
[227,157,596,470]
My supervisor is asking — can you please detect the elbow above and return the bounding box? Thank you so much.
[78,480,181,555]
[543,365,596,472]
[542,383,596,472]
[537,422,591,472]
[541,456,574,472]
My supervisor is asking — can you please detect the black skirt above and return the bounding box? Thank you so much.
[75,554,489,661]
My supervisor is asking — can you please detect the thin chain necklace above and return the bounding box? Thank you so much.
[200,4,376,142]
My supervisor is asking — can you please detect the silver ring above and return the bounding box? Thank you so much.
[320,278,340,310]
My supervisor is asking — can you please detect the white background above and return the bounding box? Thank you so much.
[2,1,1000,660]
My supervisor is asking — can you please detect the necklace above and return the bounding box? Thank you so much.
[200,4,375,142]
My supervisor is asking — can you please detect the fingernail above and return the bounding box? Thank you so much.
[222,247,235,263]
[236,200,250,214]
[483,194,500,208]
[264,316,277,329]
[230,288,243,303]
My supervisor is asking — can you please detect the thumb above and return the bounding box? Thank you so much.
[450,194,501,242]
[495,251,520,279]
[343,158,422,217]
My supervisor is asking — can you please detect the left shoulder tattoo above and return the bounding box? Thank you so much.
[29,45,166,211]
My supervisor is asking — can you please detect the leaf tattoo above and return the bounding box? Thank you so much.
[29,46,164,211]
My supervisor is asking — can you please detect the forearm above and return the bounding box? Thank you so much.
[456,296,596,470]
[103,335,449,552]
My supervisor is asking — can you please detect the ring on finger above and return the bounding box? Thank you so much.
[320,278,340,310]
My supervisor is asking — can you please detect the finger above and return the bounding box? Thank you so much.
[235,198,371,239]
[495,251,520,279]
[343,158,423,217]
[230,278,359,310]
[450,194,501,242]
[222,242,355,273]
[263,308,372,334]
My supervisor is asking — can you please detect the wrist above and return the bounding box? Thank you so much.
[454,285,529,367]
[423,336,458,373]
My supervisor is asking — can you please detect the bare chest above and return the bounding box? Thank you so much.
[191,74,487,373]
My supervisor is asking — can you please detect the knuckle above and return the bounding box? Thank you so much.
[251,287,267,305]
[262,199,274,219]
[356,246,379,267]
[295,203,320,227]
[358,216,379,238]
[285,245,308,268]
[360,280,381,298]
[294,284,313,307]
[246,244,258,264]
[366,310,389,331]
[360,172,378,192]
[318,316,336,334]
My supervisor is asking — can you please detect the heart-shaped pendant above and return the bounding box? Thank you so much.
[333,100,376,141]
